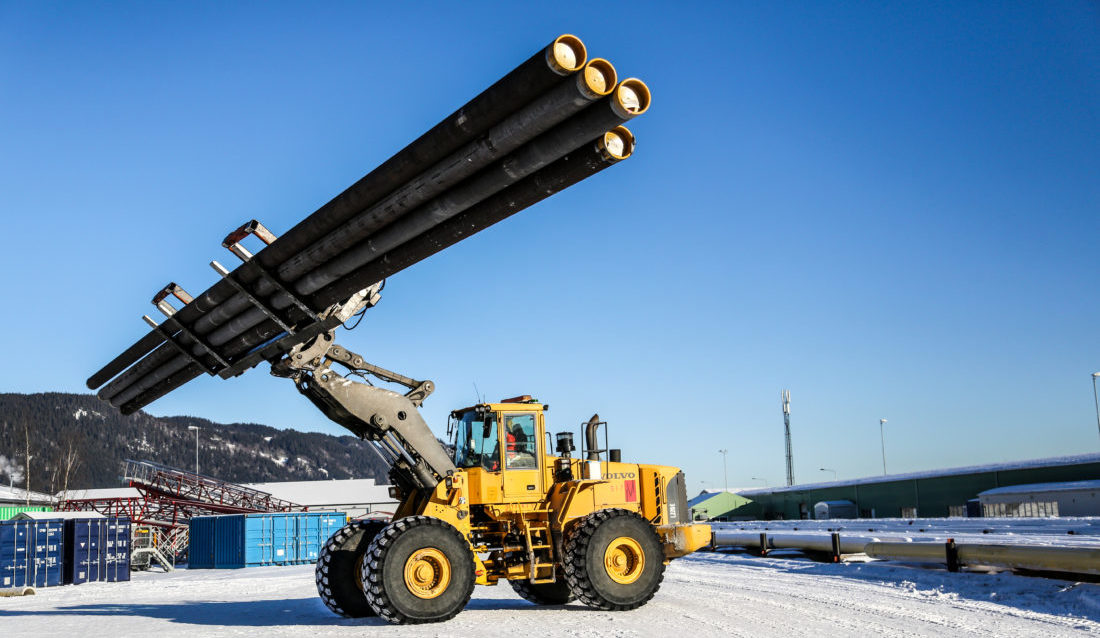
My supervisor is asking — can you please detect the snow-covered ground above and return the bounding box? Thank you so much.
[2,553,1098,637]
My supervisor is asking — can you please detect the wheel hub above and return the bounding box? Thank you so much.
[403,547,452,599]
[603,536,645,584]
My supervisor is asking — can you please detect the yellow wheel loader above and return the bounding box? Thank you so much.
[83,32,702,626]
[287,335,710,624]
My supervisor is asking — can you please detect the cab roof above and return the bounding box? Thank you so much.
[451,396,546,417]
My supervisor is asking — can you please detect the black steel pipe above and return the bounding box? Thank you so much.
[88,34,588,391]
[117,129,634,414]
[313,126,635,304]
[105,80,649,408]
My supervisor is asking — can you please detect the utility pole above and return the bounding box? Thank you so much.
[879,418,888,475]
[718,449,728,493]
[24,422,30,505]
[1092,372,1100,445]
[187,426,201,474]
[782,390,794,486]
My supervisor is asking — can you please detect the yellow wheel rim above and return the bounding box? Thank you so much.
[603,536,645,585]
[403,548,452,599]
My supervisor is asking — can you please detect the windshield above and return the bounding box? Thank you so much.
[453,410,500,471]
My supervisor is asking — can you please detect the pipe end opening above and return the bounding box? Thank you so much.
[598,126,635,161]
[612,78,651,119]
[549,35,587,75]
[581,58,617,97]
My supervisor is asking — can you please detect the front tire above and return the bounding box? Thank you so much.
[563,509,665,611]
[315,519,388,617]
[362,516,476,624]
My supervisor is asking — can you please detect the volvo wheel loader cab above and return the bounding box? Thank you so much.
[310,371,710,624]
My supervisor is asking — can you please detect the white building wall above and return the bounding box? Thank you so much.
[979,486,1100,517]
[241,479,399,519]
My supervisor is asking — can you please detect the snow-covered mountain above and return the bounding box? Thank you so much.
[0,392,390,491]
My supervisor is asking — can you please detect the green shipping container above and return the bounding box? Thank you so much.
[0,506,53,520]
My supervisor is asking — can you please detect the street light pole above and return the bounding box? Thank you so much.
[819,467,837,481]
[751,477,768,487]
[187,426,200,474]
[1092,373,1100,445]
[879,418,888,476]
[718,449,728,493]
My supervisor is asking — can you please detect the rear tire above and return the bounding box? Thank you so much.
[315,519,388,618]
[362,516,476,624]
[563,509,665,611]
[510,577,575,605]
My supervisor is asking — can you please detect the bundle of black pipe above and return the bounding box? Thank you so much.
[86,34,651,414]
[116,128,636,415]
[86,34,590,391]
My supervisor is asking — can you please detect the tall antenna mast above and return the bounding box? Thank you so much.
[782,389,794,487]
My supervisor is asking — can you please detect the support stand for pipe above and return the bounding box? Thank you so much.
[946,538,960,573]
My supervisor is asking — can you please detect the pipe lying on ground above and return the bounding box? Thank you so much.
[87,34,588,391]
[712,530,869,555]
[115,128,637,414]
[865,541,1100,576]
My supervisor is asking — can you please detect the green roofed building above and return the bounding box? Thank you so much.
[740,452,1100,520]
[0,505,53,520]
[688,490,761,521]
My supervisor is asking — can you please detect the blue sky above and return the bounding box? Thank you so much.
[0,2,1097,491]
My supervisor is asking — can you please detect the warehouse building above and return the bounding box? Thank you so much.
[977,480,1100,517]
[739,453,1100,520]
[689,489,761,521]
[241,478,397,519]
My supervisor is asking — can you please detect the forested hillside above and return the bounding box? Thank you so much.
[0,392,389,493]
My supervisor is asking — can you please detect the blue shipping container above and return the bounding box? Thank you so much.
[189,512,347,569]
[297,513,347,563]
[0,519,64,588]
[65,517,132,585]
[104,518,131,582]
[32,519,63,587]
[188,517,217,569]
[0,519,32,588]
[65,519,103,584]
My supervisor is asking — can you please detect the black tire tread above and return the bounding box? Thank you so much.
[563,508,665,611]
[509,577,575,605]
[362,515,476,624]
[315,519,387,618]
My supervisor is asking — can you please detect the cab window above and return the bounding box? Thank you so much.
[454,411,500,471]
[503,413,537,469]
